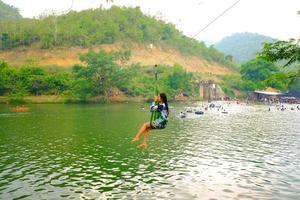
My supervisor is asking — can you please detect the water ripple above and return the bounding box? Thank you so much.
[0,103,300,199]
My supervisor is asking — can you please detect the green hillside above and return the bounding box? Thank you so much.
[0,0,22,21]
[215,32,275,64]
[0,6,234,68]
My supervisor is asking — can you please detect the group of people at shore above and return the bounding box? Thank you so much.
[269,104,300,111]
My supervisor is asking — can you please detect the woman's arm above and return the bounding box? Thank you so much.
[150,102,158,112]
[150,96,162,112]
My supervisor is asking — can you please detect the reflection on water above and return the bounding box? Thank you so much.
[0,103,300,199]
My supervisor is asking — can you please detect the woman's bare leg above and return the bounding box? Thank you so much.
[132,122,151,143]
[138,130,150,149]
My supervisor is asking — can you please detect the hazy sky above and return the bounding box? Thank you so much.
[3,0,300,43]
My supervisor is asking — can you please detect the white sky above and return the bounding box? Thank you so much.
[2,0,300,43]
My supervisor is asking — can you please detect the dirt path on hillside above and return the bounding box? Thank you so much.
[0,43,234,76]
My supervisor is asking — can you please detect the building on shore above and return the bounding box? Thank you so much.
[198,80,227,101]
[251,87,283,102]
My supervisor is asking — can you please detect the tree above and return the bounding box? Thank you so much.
[240,58,290,91]
[0,6,234,68]
[0,60,9,94]
[75,50,128,98]
[259,39,300,67]
[241,59,279,82]
[161,64,195,97]
[259,39,300,82]
[289,78,300,95]
[18,67,46,95]
[263,72,289,91]
[0,33,11,49]
[45,73,71,95]
[0,63,21,96]
[258,10,300,82]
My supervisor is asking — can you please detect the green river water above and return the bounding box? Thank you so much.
[0,102,299,200]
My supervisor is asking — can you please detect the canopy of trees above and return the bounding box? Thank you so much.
[240,58,289,91]
[259,38,300,94]
[0,6,234,68]
[259,39,300,67]
[0,50,197,101]
[258,8,299,95]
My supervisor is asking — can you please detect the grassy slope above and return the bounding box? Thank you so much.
[0,43,241,103]
[0,43,236,77]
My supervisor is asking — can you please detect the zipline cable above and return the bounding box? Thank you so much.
[160,0,242,63]
[150,0,242,118]
[191,0,241,39]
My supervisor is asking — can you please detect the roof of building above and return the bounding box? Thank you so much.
[264,87,279,93]
[254,91,283,96]
[254,87,283,96]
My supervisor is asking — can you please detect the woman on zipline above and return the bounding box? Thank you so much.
[132,93,169,149]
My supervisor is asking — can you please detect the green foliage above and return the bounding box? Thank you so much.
[0,60,18,95]
[289,78,300,94]
[0,0,22,21]
[72,50,197,100]
[219,84,235,97]
[44,73,71,95]
[259,38,300,89]
[0,59,8,69]
[76,50,127,97]
[240,58,290,92]
[263,72,289,90]
[222,74,243,90]
[0,50,198,100]
[0,60,72,96]
[71,78,93,99]
[220,74,246,97]
[159,64,195,97]
[0,60,9,94]
[241,59,279,82]
[258,35,300,94]
[18,67,46,95]
[259,39,300,67]
[0,6,234,68]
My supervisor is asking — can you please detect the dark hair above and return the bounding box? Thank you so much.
[160,93,169,113]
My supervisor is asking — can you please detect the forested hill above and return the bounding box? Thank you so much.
[215,32,275,64]
[0,6,234,68]
[0,0,22,21]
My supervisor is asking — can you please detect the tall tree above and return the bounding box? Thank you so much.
[241,59,279,82]
[258,11,300,81]
[259,39,300,67]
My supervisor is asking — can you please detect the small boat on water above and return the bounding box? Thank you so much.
[179,112,186,118]
[9,106,30,112]
[195,111,204,115]
[222,111,228,114]
[209,103,215,108]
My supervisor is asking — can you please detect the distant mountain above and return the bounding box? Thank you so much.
[0,0,22,21]
[215,32,275,64]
